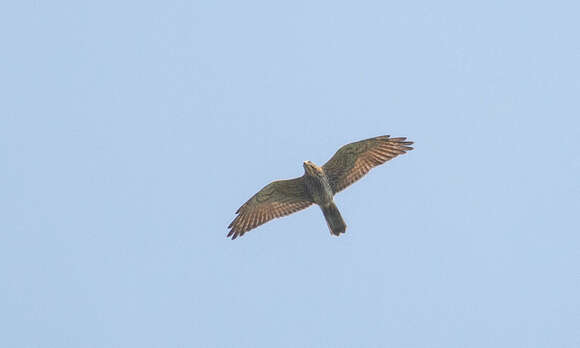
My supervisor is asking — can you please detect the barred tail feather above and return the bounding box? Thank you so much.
[321,202,346,236]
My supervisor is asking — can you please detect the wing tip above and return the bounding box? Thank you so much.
[227,229,240,240]
[388,136,414,151]
[380,136,414,145]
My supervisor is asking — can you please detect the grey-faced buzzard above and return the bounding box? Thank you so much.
[228,135,413,239]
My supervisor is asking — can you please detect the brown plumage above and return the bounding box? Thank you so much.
[227,135,413,239]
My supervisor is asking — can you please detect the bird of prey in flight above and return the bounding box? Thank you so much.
[227,135,413,239]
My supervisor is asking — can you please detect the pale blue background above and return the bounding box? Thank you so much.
[1,1,579,347]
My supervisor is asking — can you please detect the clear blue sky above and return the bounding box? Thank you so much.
[1,1,579,347]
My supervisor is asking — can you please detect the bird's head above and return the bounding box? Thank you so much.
[303,161,324,177]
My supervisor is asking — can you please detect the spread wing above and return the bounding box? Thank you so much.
[322,135,414,194]
[227,177,314,239]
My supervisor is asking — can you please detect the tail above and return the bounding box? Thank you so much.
[321,202,347,236]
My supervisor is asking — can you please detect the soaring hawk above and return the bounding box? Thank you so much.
[227,135,413,239]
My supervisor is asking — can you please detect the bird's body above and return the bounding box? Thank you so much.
[227,135,413,239]
[303,161,333,206]
[303,161,347,235]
